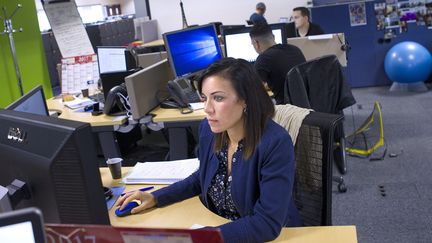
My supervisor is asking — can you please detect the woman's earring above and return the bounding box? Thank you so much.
[243,107,247,114]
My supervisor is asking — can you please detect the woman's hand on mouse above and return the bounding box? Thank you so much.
[116,191,156,214]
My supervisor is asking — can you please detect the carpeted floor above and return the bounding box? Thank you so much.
[334,86,432,243]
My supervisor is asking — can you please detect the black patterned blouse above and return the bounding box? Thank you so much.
[207,141,244,220]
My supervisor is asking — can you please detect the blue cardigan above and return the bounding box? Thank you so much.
[152,118,302,242]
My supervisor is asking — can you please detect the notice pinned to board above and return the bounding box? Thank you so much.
[61,54,99,94]
[43,0,94,58]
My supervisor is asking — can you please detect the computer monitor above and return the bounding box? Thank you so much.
[137,51,168,69]
[100,70,136,100]
[125,59,174,120]
[163,24,222,78]
[0,109,110,225]
[223,23,287,63]
[5,85,49,116]
[0,208,46,243]
[97,46,136,74]
[220,25,246,35]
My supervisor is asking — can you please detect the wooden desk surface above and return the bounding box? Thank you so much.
[141,39,164,48]
[150,106,206,123]
[46,98,127,127]
[101,168,357,243]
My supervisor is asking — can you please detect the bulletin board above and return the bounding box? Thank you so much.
[311,1,432,87]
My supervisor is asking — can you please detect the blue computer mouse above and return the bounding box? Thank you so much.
[115,201,139,217]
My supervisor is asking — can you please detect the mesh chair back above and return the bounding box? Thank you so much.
[292,111,343,226]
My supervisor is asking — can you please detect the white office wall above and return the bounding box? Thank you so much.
[149,0,309,36]
[76,0,135,14]
[134,0,148,18]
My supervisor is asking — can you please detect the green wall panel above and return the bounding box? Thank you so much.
[0,0,52,108]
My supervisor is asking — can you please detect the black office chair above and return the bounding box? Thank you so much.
[293,111,343,225]
[284,55,356,193]
[274,108,342,225]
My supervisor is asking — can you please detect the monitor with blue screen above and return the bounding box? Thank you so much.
[163,24,222,78]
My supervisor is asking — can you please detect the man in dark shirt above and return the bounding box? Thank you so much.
[286,7,324,38]
[250,24,306,104]
[249,2,267,25]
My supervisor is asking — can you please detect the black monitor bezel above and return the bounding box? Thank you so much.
[163,24,222,78]
[222,23,288,58]
[220,25,246,36]
[0,109,110,225]
[5,85,49,117]
[0,207,46,243]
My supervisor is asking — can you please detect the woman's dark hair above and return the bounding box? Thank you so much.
[197,58,274,159]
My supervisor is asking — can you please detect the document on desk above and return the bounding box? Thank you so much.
[190,102,204,111]
[63,98,95,109]
[123,158,200,184]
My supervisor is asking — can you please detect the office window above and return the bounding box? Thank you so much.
[77,5,105,24]
[106,5,122,16]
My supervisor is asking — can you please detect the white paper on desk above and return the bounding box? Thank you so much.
[123,158,199,184]
[190,102,204,110]
[190,224,205,229]
[63,98,95,109]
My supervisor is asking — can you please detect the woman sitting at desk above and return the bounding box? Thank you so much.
[117,58,302,242]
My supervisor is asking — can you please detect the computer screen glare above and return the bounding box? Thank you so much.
[225,29,282,63]
[164,24,222,77]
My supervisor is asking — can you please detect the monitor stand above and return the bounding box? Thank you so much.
[389,82,428,92]
[0,186,13,213]
[0,179,30,213]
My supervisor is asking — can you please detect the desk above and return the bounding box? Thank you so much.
[101,168,358,243]
[141,39,164,48]
[47,98,128,159]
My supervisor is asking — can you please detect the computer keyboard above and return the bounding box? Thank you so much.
[89,93,105,104]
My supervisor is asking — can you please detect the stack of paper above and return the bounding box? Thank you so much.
[63,97,95,109]
[123,158,200,185]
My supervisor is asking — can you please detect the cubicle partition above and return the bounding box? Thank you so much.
[287,33,347,67]
[137,52,167,69]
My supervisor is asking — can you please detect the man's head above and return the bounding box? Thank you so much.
[292,7,310,28]
[256,2,266,15]
[249,24,275,54]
